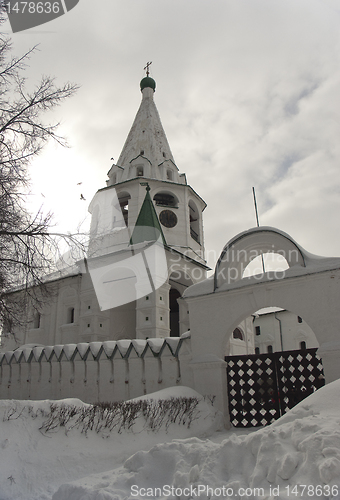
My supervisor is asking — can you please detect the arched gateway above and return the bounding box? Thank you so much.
[183,227,340,426]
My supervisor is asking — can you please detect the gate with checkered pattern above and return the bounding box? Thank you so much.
[225,348,325,427]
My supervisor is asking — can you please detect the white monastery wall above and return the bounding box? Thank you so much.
[0,337,193,404]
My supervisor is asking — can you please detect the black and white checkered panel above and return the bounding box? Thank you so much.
[226,354,281,427]
[276,348,325,414]
[226,349,325,428]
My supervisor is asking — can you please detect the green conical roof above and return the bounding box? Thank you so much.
[129,185,166,246]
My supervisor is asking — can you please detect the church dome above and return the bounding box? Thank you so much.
[140,76,156,92]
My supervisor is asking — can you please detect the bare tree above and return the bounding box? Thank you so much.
[0,12,80,332]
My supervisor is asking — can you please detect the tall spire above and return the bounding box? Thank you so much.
[116,73,175,171]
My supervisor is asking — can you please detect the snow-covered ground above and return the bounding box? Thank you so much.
[0,383,340,500]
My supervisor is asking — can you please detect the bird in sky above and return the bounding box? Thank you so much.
[80,194,86,201]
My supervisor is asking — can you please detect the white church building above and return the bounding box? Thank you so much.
[2,74,210,350]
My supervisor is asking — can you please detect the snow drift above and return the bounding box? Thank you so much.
[1,383,340,499]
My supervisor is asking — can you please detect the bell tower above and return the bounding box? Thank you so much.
[88,69,209,338]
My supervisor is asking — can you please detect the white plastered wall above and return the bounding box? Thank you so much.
[183,227,340,426]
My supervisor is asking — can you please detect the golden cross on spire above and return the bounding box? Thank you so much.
[144,61,152,77]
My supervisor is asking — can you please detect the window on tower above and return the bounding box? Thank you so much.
[189,200,200,243]
[118,192,131,226]
[136,166,144,177]
[153,192,178,208]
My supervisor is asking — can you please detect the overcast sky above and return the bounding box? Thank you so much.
[4,0,340,271]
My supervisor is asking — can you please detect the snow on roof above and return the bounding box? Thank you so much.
[0,335,190,365]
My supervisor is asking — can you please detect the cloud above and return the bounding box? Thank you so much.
[6,0,340,271]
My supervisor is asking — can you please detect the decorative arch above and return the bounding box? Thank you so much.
[214,227,306,290]
[232,327,244,340]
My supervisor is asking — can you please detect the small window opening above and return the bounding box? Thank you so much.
[232,328,244,340]
[300,341,306,350]
[87,323,90,328]
[136,166,144,177]
[255,326,261,336]
[160,316,163,321]
[140,150,144,155]
[146,296,149,301]
[298,316,303,323]
[67,307,75,324]
[88,305,91,310]
[255,347,260,354]
[163,152,166,158]
[166,169,173,181]
[33,312,41,329]
[145,316,149,321]
[267,345,273,353]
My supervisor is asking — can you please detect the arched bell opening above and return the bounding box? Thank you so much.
[118,192,131,226]
[189,200,200,243]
